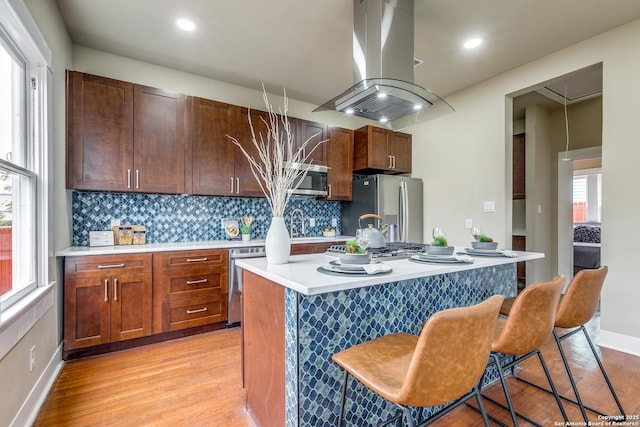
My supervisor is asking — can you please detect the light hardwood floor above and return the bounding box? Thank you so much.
[35,317,639,426]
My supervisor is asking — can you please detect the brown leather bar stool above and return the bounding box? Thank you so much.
[476,275,568,427]
[500,266,625,422]
[331,295,504,427]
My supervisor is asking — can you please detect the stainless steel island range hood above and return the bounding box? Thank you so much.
[314,0,453,130]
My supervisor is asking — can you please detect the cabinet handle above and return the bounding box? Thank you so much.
[230,177,234,193]
[187,307,208,314]
[135,169,140,189]
[186,278,208,285]
[388,155,393,169]
[127,169,131,189]
[113,278,118,301]
[236,178,240,194]
[392,155,396,169]
[104,279,109,302]
[98,263,125,269]
[327,184,332,199]
[186,257,208,263]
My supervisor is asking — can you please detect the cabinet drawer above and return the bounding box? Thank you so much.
[167,295,227,330]
[167,268,227,299]
[66,253,152,277]
[156,249,227,271]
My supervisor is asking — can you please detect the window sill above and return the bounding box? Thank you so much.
[0,282,55,360]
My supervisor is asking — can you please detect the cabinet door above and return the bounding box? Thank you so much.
[64,276,111,350]
[391,132,412,173]
[232,107,270,197]
[110,272,153,342]
[187,97,235,195]
[133,85,186,194]
[326,127,353,201]
[368,126,392,170]
[299,120,327,165]
[66,71,133,191]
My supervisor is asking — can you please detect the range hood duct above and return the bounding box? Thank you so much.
[314,0,453,130]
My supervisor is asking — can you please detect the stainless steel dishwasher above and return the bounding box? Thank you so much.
[228,246,266,327]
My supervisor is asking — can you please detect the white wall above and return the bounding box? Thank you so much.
[411,18,640,353]
[0,1,72,426]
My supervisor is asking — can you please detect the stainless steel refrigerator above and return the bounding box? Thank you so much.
[342,175,424,243]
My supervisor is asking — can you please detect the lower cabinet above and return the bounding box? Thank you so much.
[152,249,228,333]
[64,253,153,351]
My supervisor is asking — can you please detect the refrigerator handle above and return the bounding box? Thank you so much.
[400,181,408,242]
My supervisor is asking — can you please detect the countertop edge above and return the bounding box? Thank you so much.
[236,250,545,296]
[56,236,350,257]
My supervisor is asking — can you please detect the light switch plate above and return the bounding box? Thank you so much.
[483,201,495,212]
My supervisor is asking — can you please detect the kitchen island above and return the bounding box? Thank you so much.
[236,249,543,427]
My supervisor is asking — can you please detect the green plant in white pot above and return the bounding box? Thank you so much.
[227,86,326,264]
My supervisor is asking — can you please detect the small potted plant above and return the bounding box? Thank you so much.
[240,216,253,241]
[426,227,455,255]
[471,231,498,250]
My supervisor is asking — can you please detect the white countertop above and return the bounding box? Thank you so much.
[56,236,349,257]
[236,248,544,296]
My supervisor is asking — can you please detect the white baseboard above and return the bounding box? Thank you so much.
[598,329,640,357]
[11,344,64,427]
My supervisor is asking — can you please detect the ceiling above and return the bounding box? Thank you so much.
[54,0,640,111]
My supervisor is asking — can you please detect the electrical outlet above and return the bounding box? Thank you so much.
[110,218,121,228]
[331,218,338,227]
[29,345,36,371]
[309,218,316,227]
[465,219,473,229]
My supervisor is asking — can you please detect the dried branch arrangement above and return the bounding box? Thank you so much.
[227,85,326,217]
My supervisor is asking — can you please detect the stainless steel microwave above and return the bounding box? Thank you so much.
[286,162,329,196]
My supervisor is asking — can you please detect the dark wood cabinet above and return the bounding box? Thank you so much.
[133,85,186,194]
[297,119,327,166]
[325,127,354,201]
[152,249,228,333]
[64,254,152,350]
[353,125,412,174]
[66,71,134,191]
[230,106,272,197]
[66,71,185,194]
[513,133,525,199]
[186,97,235,195]
[290,240,346,255]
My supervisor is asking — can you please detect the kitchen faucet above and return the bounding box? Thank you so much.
[290,208,305,237]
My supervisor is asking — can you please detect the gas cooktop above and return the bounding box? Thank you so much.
[325,242,427,259]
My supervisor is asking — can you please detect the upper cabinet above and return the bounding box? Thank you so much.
[353,125,412,174]
[66,71,185,194]
[185,97,235,196]
[67,71,351,199]
[325,127,354,201]
[295,119,328,166]
[67,71,133,192]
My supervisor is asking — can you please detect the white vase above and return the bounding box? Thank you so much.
[242,233,251,241]
[265,216,290,264]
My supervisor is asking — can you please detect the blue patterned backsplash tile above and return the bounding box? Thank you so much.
[72,191,342,246]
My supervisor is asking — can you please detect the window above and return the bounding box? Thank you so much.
[0,0,50,314]
[573,168,601,223]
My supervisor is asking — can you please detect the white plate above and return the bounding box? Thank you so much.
[321,261,391,275]
[464,248,504,257]
[410,254,473,264]
[329,259,379,271]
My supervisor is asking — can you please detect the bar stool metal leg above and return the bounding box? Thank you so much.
[553,329,589,422]
[492,353,519,427]
[536,350,569,422]
[338,370,349,427]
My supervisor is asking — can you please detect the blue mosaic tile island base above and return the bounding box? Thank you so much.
[283,264,516,426]
[71,191,341,246]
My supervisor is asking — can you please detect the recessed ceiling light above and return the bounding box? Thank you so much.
[413,104,423,111]
[464,38,482,49]
[379,117,388,123]
[345,108,354,114]
[177,18,196,31]
[377,92,387,99]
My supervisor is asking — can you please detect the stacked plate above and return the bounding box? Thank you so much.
[319,260,392,275]
[410,254,474,264]
[464,248,518,257]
